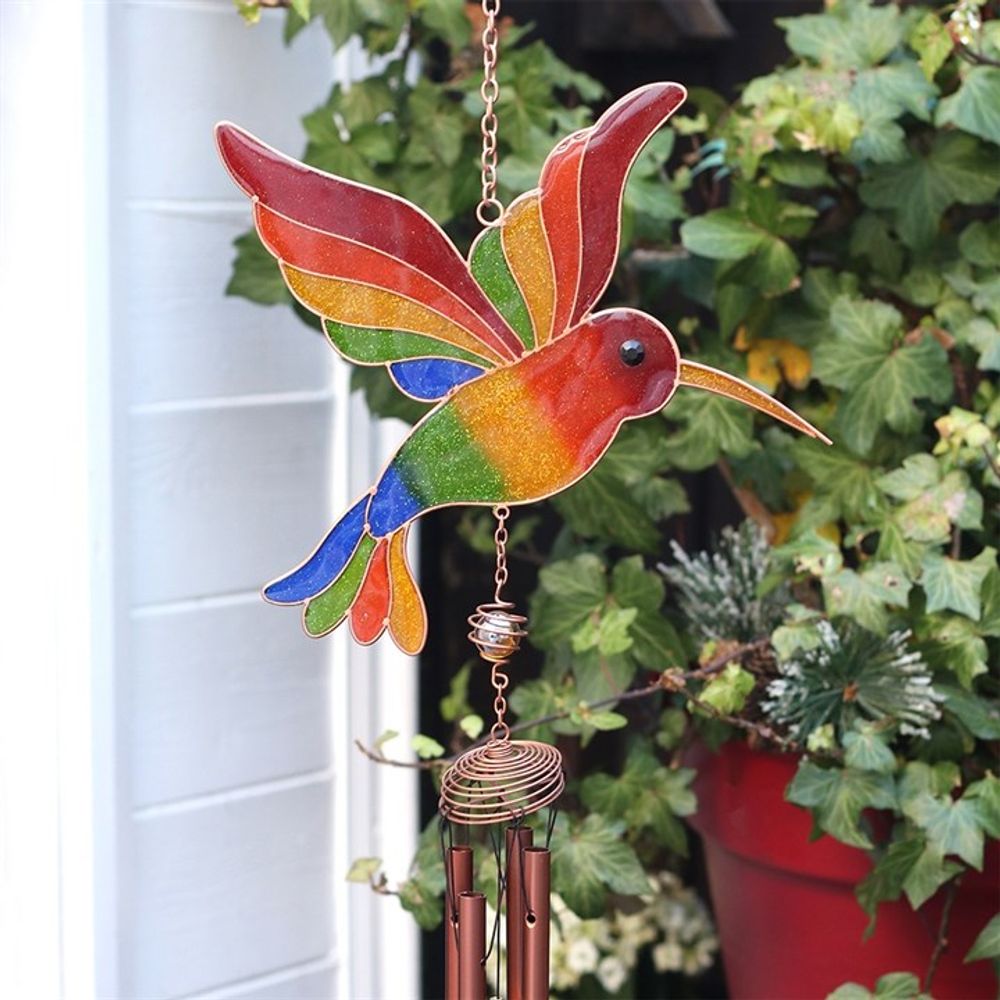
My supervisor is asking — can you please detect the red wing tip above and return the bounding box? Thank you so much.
[214,121,269,196]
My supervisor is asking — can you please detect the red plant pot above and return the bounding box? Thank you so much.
[687,740,999,1000]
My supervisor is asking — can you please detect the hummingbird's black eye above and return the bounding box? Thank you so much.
[619,339,645,367]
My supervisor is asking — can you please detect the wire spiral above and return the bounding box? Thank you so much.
[438,738,565,826]
[467,602,528,663]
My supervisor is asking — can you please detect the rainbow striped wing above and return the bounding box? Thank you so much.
[216,124,527,400]
[470,82,687,348]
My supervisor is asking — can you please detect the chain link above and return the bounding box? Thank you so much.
[477,0,503,227]
[492,504,509,603]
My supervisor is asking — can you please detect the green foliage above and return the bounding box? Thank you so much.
[229,0,1000,983]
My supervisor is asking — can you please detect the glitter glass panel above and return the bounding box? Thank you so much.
[283,267,503,365]
[217,124,523,360]
[264,494,368,604]
[469,227,534,350]
[387,530,426,655]
[389,358,485,401]
[500,196,556,347]
[574,83,686,324]
[539,131,585,339]
[258,204,516,355]
[350,537,390,644]
[324,321,488,368]
[304,534,377,637]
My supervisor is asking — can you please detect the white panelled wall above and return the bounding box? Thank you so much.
[0,2,419,999]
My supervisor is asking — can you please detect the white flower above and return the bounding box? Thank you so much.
[597,955,628,993]
[653,938,683,972]
[565,936,599,975]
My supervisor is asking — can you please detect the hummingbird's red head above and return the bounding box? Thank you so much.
[588,309,681,418]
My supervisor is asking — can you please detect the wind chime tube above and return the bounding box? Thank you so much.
[457,890,487,1000]
[522,847,551,1000]
[444,846,474,1000]
[505,826,533,1000]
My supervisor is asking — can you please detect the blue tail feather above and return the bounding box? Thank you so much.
[263,495,369,604]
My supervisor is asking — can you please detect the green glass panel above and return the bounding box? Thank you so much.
[396,403,504,505]
[470,228,534,350]
[304,534,377,636]
[325,320,489,368]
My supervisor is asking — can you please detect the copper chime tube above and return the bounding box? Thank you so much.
[444,846,473,1000]
[505,826,533,1000]
[458,890,487,1000]
[522,847,551,1000]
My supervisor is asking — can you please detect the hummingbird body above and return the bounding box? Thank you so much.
[369,310,679,534]
[216,82,830,652]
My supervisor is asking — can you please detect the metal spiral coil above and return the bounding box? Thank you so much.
[467,602,527,663]
[438,738,565,826]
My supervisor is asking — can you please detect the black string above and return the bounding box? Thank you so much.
[482,824,505,971]
[545,798,559,849]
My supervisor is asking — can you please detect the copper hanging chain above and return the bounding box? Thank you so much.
[492,503,509,603]
[477,0,503,228]
[490,505,510,739]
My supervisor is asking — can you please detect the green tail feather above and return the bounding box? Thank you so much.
[304,534,376,637]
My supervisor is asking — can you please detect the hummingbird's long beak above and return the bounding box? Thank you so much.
[678,360,832,445]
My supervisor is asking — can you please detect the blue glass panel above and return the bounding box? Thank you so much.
[389,358,485,401]
[368,464,423,536]
[264,495,368,603]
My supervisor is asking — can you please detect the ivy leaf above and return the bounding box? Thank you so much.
[919,615,989,688]
[778,4,901,69]
[959,220,1000,269]
[531,554,607,648]
[966,913,1000,963]
[939,684,1000,738]
[859,133,1000,249]
[903,844,962,909]
[787,761,896,849]
[611,556,665,612]
[680,209,767,259]
[843,725,897,774]
[629,610,688,671]
[904,792,984,869]
[551,814,651,917]
[698,663,755,715]
[570,649,636,704]
[411,733,445,759]
[417,0,472,49]
[792,440,882,524]
[661,390,757,470]
[581,747,696,855]
[879,457,982,543]
[936,67,1000,147]
[572,607,637,656]
[814,297,951,453]
[822,562,911,634]
[921,547,996,620]
[459,714,484,740]
[965,774,1000,839]
[909,12,953,82]
[897,761,961,808]
[346,856,382,883]
[855,834,923,921]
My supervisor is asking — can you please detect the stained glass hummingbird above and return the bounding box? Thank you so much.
[216,82,830,653]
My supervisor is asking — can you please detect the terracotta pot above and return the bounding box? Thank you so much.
[687,740,999,1000]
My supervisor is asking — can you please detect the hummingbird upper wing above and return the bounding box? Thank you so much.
[471,83,687,348]
[216,123,528,398]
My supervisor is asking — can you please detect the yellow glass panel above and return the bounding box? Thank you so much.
[387,529,427,656]
[283,266,504,366]
[501,197,556,348]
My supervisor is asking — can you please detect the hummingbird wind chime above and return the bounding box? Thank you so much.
[217,2,829,996]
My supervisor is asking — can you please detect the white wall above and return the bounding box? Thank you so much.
[0,2,419,998]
